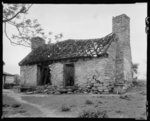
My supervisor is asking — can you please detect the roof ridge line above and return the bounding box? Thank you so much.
[60,32,114,42]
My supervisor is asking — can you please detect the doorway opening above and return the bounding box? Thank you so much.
[64,63,75,87]
[37,65,51,85]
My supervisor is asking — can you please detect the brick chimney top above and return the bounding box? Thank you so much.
[112,14,130,33]
[31,37,45,50]
[113,14,130,20]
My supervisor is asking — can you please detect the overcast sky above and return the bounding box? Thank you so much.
[3,3,147,79]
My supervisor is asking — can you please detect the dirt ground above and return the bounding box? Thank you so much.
[2,82,147,119]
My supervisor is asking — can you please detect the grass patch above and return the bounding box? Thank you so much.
[85,100,93,105]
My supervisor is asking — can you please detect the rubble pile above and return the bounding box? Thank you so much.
[21,80,131,95]
[74,81,115,94]
[22,85,78,94]
[34,85,57,94]
[22,82,116,95]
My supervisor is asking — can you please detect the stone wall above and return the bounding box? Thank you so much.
[75,57,109,87]
[49,40,117,89]
[50,63,64,87]
[74,41,117,92]
[20,65,38,86]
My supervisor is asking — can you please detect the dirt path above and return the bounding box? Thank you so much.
[3,89,73,117]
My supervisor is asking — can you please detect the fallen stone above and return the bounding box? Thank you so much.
[119,95,131,100]
[54,91,61,95]
[68,91,73,94]
[26,91,34,94]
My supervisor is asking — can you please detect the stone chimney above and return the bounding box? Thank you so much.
[31,37,45,50]
[112,14,132,82]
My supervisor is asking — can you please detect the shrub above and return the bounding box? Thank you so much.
[85,100,93,105]
[3,104,9,107]
[11,104,21,108]
[119,95,131,100]
[61,104,71,112]
[78,109,108,118]
[140,91,146,95]
[132,80,139,86]
[98,101,103,104]
[20,86,36,92]
[14,74,21,85]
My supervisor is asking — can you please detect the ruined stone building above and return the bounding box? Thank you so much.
[19,14,133,89]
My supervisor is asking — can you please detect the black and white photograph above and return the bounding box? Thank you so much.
[2,3,147,119]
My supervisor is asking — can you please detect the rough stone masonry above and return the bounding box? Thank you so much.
[113,14,132,83]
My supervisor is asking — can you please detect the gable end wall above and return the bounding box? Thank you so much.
[104,40,117,83]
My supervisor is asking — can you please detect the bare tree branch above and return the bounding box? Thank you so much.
[3,4,33,23]
[3,4,61,47]
[4,23,30,47]
[3,7,25,23]
[24,4,33,13]
[6,21,31,45]
[16,26,31,45]
[7,21,16,26]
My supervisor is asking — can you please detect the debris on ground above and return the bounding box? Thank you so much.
[18,79,134,95]
[119,95,132,101]
[18,84,130,95]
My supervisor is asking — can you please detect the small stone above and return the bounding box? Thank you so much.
[54,91,60,95]
[67,89,72,92]
[103,91,109,94]
[87,85,91,88]
[94,83,100,87]
[67,91,73,94]
[26,91,34,94]
[97,86,103,90]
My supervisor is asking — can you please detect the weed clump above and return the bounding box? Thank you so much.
[85,99,93,105]
[61,104,71,112]
[79,109,108,118]
[11,104,21,108]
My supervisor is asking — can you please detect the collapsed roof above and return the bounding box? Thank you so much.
[19,33,117,66]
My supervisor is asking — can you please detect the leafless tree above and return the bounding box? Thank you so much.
[3,3,63,47]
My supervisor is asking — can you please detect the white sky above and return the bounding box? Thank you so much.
[3,3,147,80]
